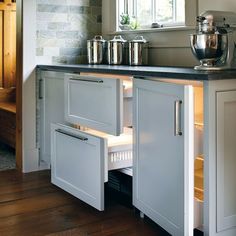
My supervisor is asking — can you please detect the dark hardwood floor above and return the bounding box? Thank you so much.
[0,170,170,236]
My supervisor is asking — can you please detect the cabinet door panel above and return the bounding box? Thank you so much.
[39,71,66,166]
[51,124,106,211]
[217,91,236,232]
[133,78,194,236]
[65,74,123,136]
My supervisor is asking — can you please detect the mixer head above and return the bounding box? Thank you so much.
[190,11,236,70]
[196,11,236,33]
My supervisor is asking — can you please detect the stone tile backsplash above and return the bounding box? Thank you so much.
[36,0,102,64]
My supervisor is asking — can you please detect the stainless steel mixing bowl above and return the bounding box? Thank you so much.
[190,33,228,66]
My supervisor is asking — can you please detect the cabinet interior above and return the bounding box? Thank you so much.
[56,73,205,229]
[194,86,204,202]
[74,75,204,206]
[73,73,134,176]
[146,78,204,228]
[193,84,204,230]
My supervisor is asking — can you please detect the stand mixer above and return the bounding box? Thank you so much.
[190,11,236,70]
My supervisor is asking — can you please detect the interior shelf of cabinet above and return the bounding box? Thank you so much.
[194,85,204,203]
[79,127,133,172]
[79,127,132,147]
[194,155,204,202]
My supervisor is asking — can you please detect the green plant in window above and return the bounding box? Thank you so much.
[130,16,140,30]
[120,13,130,25]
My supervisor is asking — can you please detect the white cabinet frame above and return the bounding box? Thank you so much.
[204,79,236,236]
[133,78,194,236]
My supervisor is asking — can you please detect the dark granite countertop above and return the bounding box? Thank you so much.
[37,64,236,80]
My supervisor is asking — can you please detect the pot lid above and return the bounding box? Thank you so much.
[88,35,106,42]
[131,36,148,43]
[110,35,127,42]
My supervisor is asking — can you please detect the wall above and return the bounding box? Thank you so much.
[102,0,236,67]
[21,0,38,172]
[21,0,102,172]
[36,0,102,65]
[198,0,236,13]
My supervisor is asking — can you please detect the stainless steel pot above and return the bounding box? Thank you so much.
[108,35,127,65]
[87,35,106,64]
[129,36,148,65]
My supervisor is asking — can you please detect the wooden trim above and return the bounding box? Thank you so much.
[0,1,16,88]
[0,2,16,11]
[0,11,2,87]
[0,87,16,102]
[3,9,16,88]
[16,0,22,171]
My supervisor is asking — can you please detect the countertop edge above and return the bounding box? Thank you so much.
[37,64,236,81]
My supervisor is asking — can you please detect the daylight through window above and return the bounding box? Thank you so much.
[118,0,185,30]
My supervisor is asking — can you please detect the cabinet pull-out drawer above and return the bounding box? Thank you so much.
[51,124,132,211]
[51,123,106,211]
[65,74,124,136]
[83,127,133,174]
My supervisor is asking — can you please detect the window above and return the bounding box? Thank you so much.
[118,0,185,30]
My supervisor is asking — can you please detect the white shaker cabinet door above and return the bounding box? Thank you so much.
[65,74,123,136]
[133,78,194,236]
[51,123,106,211]
[216,90,236,234]
[39,71,66,166]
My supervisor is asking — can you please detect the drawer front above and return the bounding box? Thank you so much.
[51,123,107,211]
[65,74,123,136]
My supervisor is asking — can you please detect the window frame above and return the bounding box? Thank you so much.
[113,0,197,32]
[116,0,187,31]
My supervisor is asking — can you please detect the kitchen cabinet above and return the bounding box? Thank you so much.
[37,66,236,236]
[216,91,236,232]
[133,77,236,236]
[38,70,133,211]
[204,79,236,236]
[133,78,195,236]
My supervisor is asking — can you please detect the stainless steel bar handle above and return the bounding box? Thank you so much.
[56,129,88,141]
[69,77,103,83]
[174,100,183,136]
[39,79,43,99]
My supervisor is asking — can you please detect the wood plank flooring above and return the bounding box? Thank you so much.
[0,170,171,236]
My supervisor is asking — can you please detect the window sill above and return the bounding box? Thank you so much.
[106,25,195,35]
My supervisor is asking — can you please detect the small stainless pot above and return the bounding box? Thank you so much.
[107,35,127,65]
[129,36,149,65]
[87,35,106,64]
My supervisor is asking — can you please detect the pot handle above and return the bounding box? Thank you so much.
[134,36,146,42]
[113,35,125,41]
[94,35,103,40]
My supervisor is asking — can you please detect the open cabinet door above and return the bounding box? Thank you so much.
[133,78,194,236]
